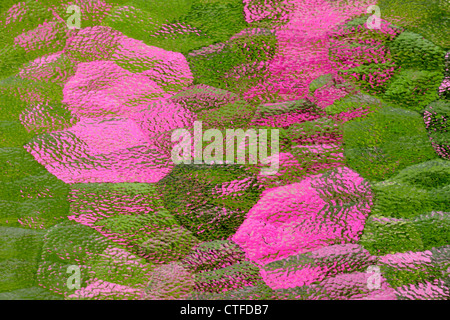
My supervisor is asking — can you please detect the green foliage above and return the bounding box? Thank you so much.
[0,121,34,147]
[380,257,444,288]
[88,247,153,287]
[187,29,276,93]
[194,261,262,293]
[0,77,64,107]
[423,100,450,158]
[170,84,239,113]
[0,91,28,121]
[101,5,162,44]
[343,107,437,181]
[20,54,77,86]
[255,99,320,119]
[181,240,246,273]
[378,0,450,49]
[103,0,248,53]
[0,258,41,292]
[0,199,70,229]
[413,212,450,250]
[94,212,199,263]
[179,0,248,43]
[332,15,403,43]
[388,31,446,71]
[0,1,56,45]
[158,163,261,241]
[0,1,24,15]
[36,261,91,296]
[0,1,71,74]
[20,102,78,135]
[340,62,398,95]
[263,244,373,281]
[0,147,50,182]
[325,93,385,116]
[0,228,44,292]
[0,286,63,300]
[189,281,316,300]
[371,184,439,219]
[430,245,450,276]
[144,29,213,54]
[387,159,450,189]
[309,74,333,94]
[94,211,177,232]
[130,0,193,22]
[378,246,449,289]
[285,117,341,144]
[359,215,424,255]
[371,159,450,219]
[0,227,44,261]
[68,183,167,226]
[424,100,450,133]
[382,69,443,111]
[0,46,29,80]
[42,220,110,265]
